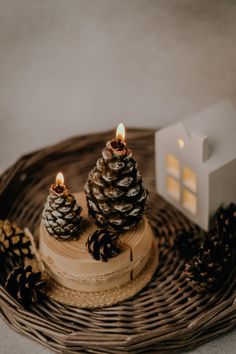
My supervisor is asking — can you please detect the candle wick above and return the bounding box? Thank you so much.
[53,184,65,194]
[117,139,122,148]
[116,137,125,149]
[110,138,126,152]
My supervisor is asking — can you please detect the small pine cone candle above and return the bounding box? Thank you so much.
[43,172,82,240]
[0,220,32,258]
[87,229,121,262]
[185,233,232,292]
[5,265,46,308]
[85,124,148,232]
[215,203,236,246]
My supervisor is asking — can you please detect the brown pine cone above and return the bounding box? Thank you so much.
[85,140,148,232]
[43,189,82,240]
[0,220,32,259]
[185,233,232,292]
[5,265,46,308]
[86,229,121,262]
[215,203,236,246]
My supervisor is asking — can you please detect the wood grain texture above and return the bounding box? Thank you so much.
[0,129,236,353]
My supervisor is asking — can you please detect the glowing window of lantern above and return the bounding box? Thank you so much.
[166,154,180,178]
[183,166,197,193]
[177,138,185,148]
[182,189,197,215]
[166,176,180,201]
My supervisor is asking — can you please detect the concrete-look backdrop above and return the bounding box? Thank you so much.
[1,0,236,173]
[0,1,236,353]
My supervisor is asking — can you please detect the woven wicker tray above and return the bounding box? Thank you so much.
[0,129,236,353]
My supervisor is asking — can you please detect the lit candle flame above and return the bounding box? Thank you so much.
[116,123,126,142]
[56,172,64,186]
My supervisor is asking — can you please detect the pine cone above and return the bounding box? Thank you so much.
[5,265,46,307]
[185,233,232,292]
[0,220,32,259]
[43,189,82,240]
[175,228,201,260]
[85,141,148,232]
[86,229,121,262]
[215,203,236,246]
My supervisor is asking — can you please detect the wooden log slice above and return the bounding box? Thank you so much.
[39,192,158,294]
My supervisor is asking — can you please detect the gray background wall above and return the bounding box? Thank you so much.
[0,1,236,353]
[1,0,236,173]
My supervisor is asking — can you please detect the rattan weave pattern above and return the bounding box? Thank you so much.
[0,129,236,353]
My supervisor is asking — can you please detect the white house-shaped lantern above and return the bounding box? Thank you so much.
[155,100,236,231]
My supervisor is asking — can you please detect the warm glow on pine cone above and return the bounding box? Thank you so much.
[56,172,64,186]
[116,123,126,142]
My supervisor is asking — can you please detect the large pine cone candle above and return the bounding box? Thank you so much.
[43,172,82,240]
[85,124,148,232]
[0,220,32,259]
